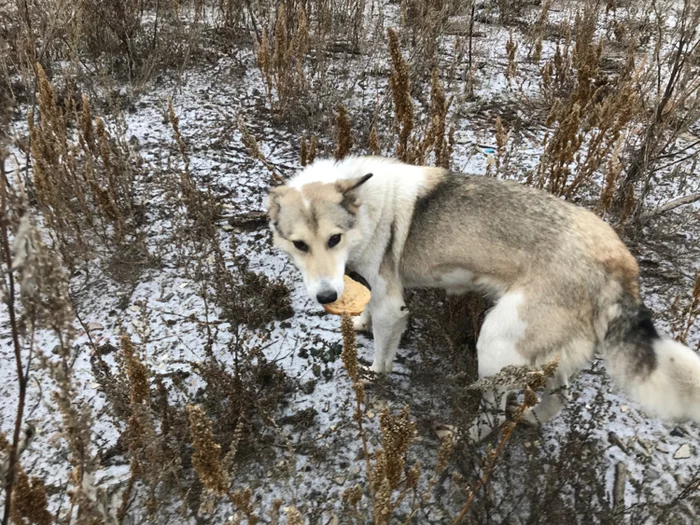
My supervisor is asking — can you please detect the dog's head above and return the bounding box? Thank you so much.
[267,173,372,305]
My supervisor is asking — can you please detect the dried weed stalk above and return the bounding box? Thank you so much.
[505,31,518,82]
[536,5,641,199]
[673,272,700,347]
[29,64,137,267]
[340,313,374,508]
[300,132,319,167]
[238,115,285,184]
[416,69,453,168]
[334,104,354,160]
[529,0,553,63]
[614,0,700,226]
[9,468,52,525]
[187,404,230,494]
[369,124,381,155]
[388,28,414,163]
[1,160,79,523]
[454,358,560,523]
[254,1,309,115]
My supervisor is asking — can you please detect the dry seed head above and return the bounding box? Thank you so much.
[506,31,518,80]
[352,381,365,406]
[198,488,219,516]
[436,434,453,474]
[342,484,362,507]
[80,94,95,152]
[273,3,288,76]
[369,124,380,155]
[11,215,74,331]
[387,28,414,162]
[308,135,318,164]
[232,487,258,523]
[292,5,309,85]
[238,115,284,184]
[420,68,450,166]
[222,420,243,472]
[285,506,304,525]
[300,134,308,166]
[495,116,508,171]
[500,420,517,435]
[121,334,150,406]
[256,29,273,104]
[524,386,539,408]
[186,404,229,493]
[373,477,392,525]
[406,461,421,489]
[596,134,624,216]
[10,469,53,525]
[341,313,359,382]
[441,124,455,170]
[378,405,416,489]
[540,355,560,378]
[238,115,263,160]
[334,104,353,160]
[495,117,507,152]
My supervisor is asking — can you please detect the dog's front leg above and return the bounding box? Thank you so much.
[369,281,408,374]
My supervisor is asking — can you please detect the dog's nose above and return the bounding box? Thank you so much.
[316,290,338,304]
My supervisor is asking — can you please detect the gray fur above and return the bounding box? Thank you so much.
[269,156,700,438]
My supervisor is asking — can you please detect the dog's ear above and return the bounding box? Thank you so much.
[336,173,372,213]
[335,173,373,195]
[266,186,289,221]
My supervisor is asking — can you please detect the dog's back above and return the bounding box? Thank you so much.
[398,169,700,424]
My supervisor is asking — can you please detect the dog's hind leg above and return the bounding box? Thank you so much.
[520,372,571,426]
[369,277,408,373]
[468,388,510,442]
[468,292,530,441]
[353,308,372,333]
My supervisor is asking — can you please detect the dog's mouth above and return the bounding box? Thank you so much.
[345,269,371,291]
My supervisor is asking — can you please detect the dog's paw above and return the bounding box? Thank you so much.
[467,422,494,443]
[353,314,372,333]
[369,360,387,374]
[358,364,380,382]
[518,407,541,427]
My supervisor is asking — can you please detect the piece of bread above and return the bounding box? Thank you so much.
[322,275,371,316]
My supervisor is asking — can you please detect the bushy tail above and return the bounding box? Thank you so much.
[603,295,700,423]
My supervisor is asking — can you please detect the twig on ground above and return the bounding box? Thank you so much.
[639,193,700,222]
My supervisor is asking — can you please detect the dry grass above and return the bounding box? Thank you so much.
[387,28,415,164]
[254,0,309,116]
[28,64,138,267]
[533,3,643,206]
[334,103,354,160]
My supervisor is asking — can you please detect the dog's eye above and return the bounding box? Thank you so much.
[328,234,342,248]
[293,240,309,252]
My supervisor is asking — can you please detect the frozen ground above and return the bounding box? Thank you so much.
[2,1,700,523]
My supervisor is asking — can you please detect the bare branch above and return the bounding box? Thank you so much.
[640,192,700,222]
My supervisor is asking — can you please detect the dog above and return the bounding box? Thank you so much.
[267,155,700,440]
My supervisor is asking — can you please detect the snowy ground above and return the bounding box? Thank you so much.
[2,1,700,523]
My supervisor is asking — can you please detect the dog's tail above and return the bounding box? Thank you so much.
[602,294,700,423]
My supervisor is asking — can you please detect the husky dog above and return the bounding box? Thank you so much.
[267,155,700,440]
